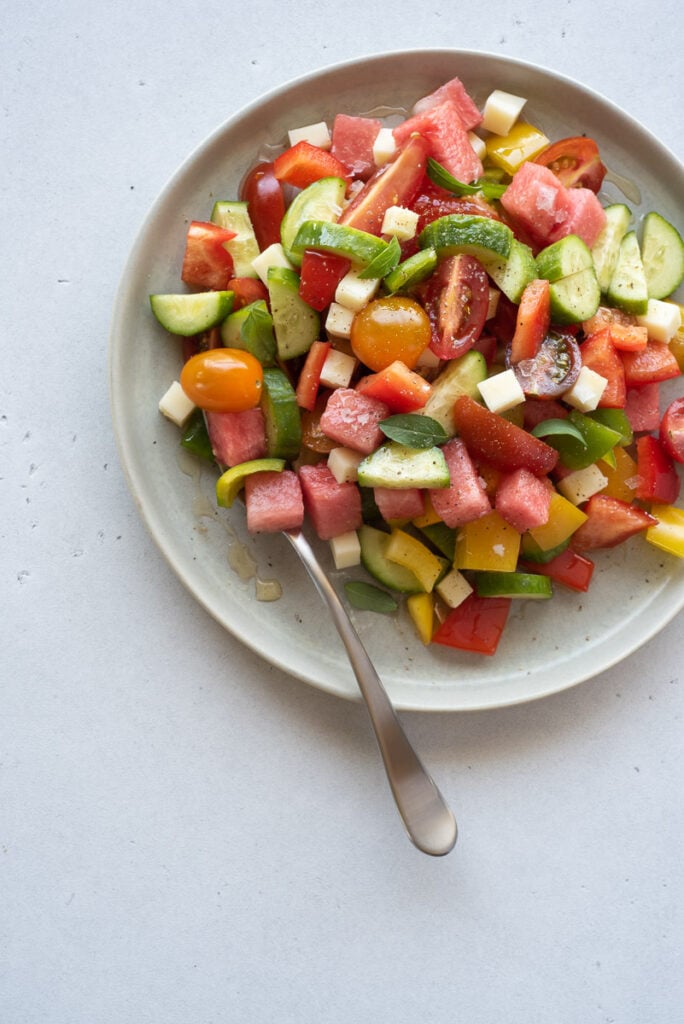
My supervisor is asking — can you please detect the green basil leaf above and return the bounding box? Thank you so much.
[426,158,508,201]
[344,581,398,614]
[379,414,448,449]
[241,304,277,365]
[531,418,588,446]
[358,235,401,280]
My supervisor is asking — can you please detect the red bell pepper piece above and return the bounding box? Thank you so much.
[273,141,351,190]
[621,341,681,386]
[295,341,332,412]
[521,547,594,592]
[227,276,270,310]
[181,221,236,290]
[570,494,656,550]
[356,360,432,413]
[579,327,626,407]
[432,594,511,656]
[634,435,681,504]
[509,278,551,364]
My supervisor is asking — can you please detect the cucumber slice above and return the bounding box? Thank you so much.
[290,220,389,266]
[260,368,302,460]
[548,267,601,324]
[640,211,684,299]
[357,442,450,489]
[520,534,570,564]
[220,300,277,365]
[480,238,537,304]
[606,230,649,314]
[590,203,632,293]
[420,350,488,436]
[216,458,286,507]
[280,177,347,267]
[536,234,593,282]
[149,290,234,336]
[210,200,260,278]
[266,266,319,360]
[383,248,438,294]
[418,214,513,261]
[358,525,423,593]
[474,571,553,599]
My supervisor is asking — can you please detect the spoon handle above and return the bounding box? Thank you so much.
[285,529,457,857]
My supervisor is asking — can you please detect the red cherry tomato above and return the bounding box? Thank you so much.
[660,397,684,464]
[419,254,489,361]
[534,136,607,193]
[180,348,263,413]
[509,329,581,399]
[239,161,286,250]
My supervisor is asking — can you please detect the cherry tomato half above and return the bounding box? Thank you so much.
[419,254,489,361]
[660,396,684,464]
[180,348,263,413]
[534,136,607,193]
[508,329,581,399]
[239,161,286,250]
[350,296,431,372]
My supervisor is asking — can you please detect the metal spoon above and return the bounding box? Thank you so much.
[284,527,457,857]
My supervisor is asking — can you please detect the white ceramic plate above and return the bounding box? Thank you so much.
[109,49,684,711]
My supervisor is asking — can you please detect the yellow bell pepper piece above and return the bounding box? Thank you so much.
[412,493,442,528]
[407,592,435,644]
[485,122,551,174]
[526,492,588,552]
[385,529,443,592]
[454,511,521,572]
[668,304,684,372]
[599,446,639,503]
[646,505,684,558]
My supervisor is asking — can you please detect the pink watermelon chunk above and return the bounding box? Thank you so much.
[206,408,267,467]
[393,100,483,183]
[374,487,425,524]
[624,383,661,432]
[319,388,390,455]
[428,438,491,528]
[331,113,383,181]
[244,470,304,533]
[547,186,607,248]
[298,462,362,540]
[500,161,572,245]
[494,468,551,533]
[411,76,483,131]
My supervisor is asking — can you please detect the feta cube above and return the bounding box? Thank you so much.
[436,568,473,609]
[325,302,355,339]
[251,242,294,285]
[329,530,362,570]
[563,365,608,412]
[415,346,441,371]
[319,348,357,389]
[372,127,397,166]
[481,90,527,135]
[556,464,609,505]
[335,267,380,312]
[327,447,365,483]
[159,381,196,428]
[477,368,525,413]
[468,131,487,161]
[287,121,331,150]
[381,205,419,241]
[636,299,682,343]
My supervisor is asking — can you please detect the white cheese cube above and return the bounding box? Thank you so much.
[287,121,331,150]
[481,90,527,135]
[327,447,365,484]
[415,346,441,371]
[329,530,362,570]
[251,242,294,285]
[381,205,419,241]
[372,127,397,166]
[563,365,608,412]
[636,299,682,343]
[556,464,609,505]
[325,302,355,339]
[159,380,196,428]
[477,368,525,413]
[487,287,501,320]
[319,348,357,389]
[436,568,473,609]
[468,131,487,161]
[335,267,380,312]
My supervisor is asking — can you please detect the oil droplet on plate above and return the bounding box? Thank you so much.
[255,577,282,602]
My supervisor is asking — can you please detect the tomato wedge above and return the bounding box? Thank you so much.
[621,341,682,386]
[660,396,684,464]
[355,360,432,413]
[452,394,559,476]
[534,136,607,192]
[420,254,489,360]
[579,328,626,407]
[180,221,236,291]
[635,435,681,504]
[239,161,286,250]
[295,341,332,412]
[509,279,551,364]
[570,494,656,550]
[298,250,351,311]
[227,276,270,310]
[432,594,511,656]
[339,135,429,236]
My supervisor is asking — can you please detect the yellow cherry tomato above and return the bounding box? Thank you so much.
[180,348,263,412]
[350,296,431,371]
